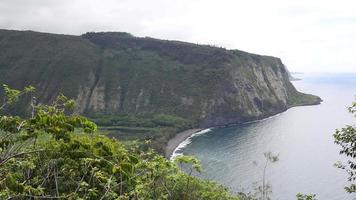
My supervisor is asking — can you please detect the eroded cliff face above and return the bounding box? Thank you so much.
[0,30,321,127]
[198,52,294,127]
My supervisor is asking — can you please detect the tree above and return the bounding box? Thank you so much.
[253,152,279,200]
[0,85,240,199]
[0,84,34,166]
[334,101,356,193]
[296,193,317,200]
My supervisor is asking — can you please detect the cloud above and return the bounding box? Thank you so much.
[0,0,355,72]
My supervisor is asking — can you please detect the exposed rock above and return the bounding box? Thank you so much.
[0,29,321,127]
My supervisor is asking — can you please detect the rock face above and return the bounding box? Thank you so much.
[0,29,321,127]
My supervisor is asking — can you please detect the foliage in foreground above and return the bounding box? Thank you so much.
[295,193,317,200]
[252,152,279,200]
[1,134,238,199]
[334,101,356,193]
[0,85,238,199]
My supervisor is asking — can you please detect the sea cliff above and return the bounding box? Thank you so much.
[0,29,321,128]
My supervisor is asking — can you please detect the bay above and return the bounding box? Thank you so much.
[178,73,356,199]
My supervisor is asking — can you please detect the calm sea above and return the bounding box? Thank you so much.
[178,73,356,199]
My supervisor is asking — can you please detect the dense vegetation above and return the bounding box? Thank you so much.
[0,28,321,162]
[0,29,321,129]
[90,113,195,154]
[0,29,321,159]
[0,85,241,199]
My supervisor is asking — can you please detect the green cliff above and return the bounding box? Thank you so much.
[0,29,321,127]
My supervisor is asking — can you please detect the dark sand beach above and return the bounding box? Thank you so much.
[165,129,202,159]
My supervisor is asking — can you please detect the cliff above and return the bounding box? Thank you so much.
[0,29,321,127]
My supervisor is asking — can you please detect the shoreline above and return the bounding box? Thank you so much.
[165,114,284,160]
[165,128,202,159]
[165,101,323,160]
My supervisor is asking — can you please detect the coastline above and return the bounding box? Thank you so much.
[165,100,323,160]
[165,111,295,160]
[165,129,202,159]
[165,112,287,160]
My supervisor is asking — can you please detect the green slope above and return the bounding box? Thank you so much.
[0,29,321,128]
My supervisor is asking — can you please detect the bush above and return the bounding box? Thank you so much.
[0,85,239,199]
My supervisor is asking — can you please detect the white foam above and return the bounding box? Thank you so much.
[170,128,211,161]
[169,105,314,161]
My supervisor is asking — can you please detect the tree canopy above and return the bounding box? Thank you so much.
[0,85,239,199]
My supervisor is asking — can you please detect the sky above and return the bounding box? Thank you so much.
[0,0,356,73]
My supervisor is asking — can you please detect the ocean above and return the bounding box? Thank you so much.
[176,73,356,199]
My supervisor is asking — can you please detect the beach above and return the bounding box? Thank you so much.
[165,128,202,159]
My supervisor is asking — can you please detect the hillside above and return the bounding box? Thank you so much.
[0,29,321,128]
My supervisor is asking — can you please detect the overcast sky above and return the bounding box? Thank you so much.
[0,0,355,73]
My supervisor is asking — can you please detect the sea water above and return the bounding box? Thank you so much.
[177,73,356,200]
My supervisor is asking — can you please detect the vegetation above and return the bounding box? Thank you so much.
[286,90,321,108]
[90,113,194,154]
[90,113,194,129]
[252,152,279,200]
[0,29,320,129]
[334,100,356,193]
[0,85,241,199]
[0,28,325,199]
[295,193,317,200]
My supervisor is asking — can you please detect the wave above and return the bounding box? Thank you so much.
[170,128,212,160]
[169,108,295,161]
